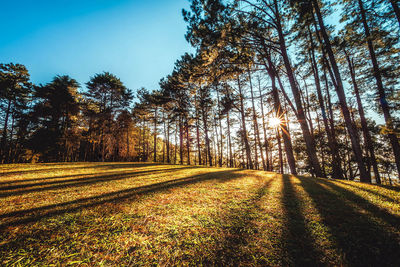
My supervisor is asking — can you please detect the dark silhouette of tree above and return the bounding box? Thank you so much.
[30,75,80,161]
[0,63,31,163]
[85,72,132,161]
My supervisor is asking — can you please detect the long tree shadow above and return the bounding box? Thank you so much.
[0,172,104,186]
[208,177,273,266]
[0,163,163,177]
[317,179,400,229]
[298,176,400,266]
[0,167,202,198]
[376,183,400,192]
[0,163,177,186]
[333,180,399,204]
[0,164,97,177]
[0,169,243,231]
[281,174,325,266]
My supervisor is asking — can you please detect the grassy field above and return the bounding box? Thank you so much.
[0,163,400,266]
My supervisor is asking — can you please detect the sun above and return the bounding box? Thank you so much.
[269,117,282,128]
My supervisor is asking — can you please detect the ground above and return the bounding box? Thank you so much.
[0,163,399,266]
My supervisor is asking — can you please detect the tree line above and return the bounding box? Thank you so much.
[1,0,399,184]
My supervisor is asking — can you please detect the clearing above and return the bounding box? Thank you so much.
[0,163,399,266]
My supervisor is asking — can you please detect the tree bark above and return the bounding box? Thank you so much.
[1,99,12,162]
[174,121,178,164]
[179,116,184,165]
[308,27,344,179]
[216,88,224,167]
[344,50,381,184]
[153,108,157,162]
[312,0,369,182]
[247,68,261,170]
[276,128,284,174]
[202,105,212,167]
[167,117,170,163]
[269,68,297,175]
[227,111,233,168]
[263,55,297,174]
[248,68,266,170]
[258,77,271,171]
[237,75,254,169]
[357,0,400,180]
[273,0,323,177]
[186,118,191,165]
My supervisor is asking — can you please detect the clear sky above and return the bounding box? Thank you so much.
[0,0,194,93]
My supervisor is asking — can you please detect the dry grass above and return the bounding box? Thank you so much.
[0,163,399,266]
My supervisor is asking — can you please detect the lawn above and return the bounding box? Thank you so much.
[0,163,399,266]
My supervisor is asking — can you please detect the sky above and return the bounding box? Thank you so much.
[0,0,194,93]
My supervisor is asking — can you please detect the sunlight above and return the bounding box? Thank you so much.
[269,117,282,128]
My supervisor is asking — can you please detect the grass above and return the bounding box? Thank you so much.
[0,162,399,266]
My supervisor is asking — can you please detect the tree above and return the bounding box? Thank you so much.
[0,63,31,163]
[85,72,132,161]
[30,75,81,161]
[341,0,400,180]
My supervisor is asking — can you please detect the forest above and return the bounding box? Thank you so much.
[1,0,399,185]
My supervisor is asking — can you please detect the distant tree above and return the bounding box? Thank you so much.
[30,75,80,161]
[85,72,132,161]
[0,63,31,163]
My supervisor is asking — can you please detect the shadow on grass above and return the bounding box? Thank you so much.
[0,163,163,177]
[208,177,273,265]
[281,174,324,266]
[298,176,400,266]
[0,169,243,231]
[334,180,399,203]
[318,179,400,229]
[0,166,200,198]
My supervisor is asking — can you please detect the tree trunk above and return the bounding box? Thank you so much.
[126,128,130,160]
[143,121,147,161]
[213,114,221,167]
[249,68,266,170]
[212,120,218,166]
[167,117,170,163]
[276,128,284,174]
[237,76,254,169]
[216,89,224,167]
[1,99,12,162]
[390,0,400,29]
[308,27,344,179]
[186,118,191,165]
[227,111,233,168]
[153,108,157,162]
[258,76,271,171]
[248,71,259,170]
[101,128,105,162]
[357,0,400,180]
[196,113,202,165]
[174,121,178,164]
[312,0,369,182]
[202,106,212,167]
[344,50,381,184]
[5,112,15,163]
[162,110,166,163]
[301,79,314,137]
[267,64,297,175]
[273,0,323,177]
[316,115,327,177]
[179,116,184,165]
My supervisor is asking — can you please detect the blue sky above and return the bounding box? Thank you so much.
[0,0,194,92]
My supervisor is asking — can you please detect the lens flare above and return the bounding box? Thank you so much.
[269,117,281,128]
